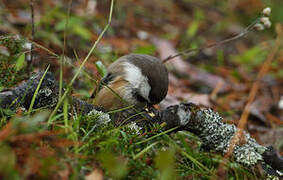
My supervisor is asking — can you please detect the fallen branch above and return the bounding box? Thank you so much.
[0,71,282,177]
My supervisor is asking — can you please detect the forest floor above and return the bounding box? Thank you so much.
[0,0,282,179]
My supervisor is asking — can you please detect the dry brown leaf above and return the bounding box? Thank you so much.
[85,169,104,180]
[150,36,230,93]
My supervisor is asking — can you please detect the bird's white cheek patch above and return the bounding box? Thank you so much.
[123,62,151,102]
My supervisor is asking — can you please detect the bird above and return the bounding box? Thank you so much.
[93,54,168,110]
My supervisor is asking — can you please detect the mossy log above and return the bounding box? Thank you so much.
[0,71,282,178]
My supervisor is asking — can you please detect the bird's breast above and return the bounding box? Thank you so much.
[94,77,140,110]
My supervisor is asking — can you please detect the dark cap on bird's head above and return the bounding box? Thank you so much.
[94,54,168,110]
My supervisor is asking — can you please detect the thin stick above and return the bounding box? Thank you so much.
[33,41,59,58]
[162,18,259,64]
[28,0,35,73]
[62,0,72,57]
[59,0,73,99]
[229,30,281,151]
[216,25,282,175]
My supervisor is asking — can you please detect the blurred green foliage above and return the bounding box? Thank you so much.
[133,45,157,55]
[232,45,269,73]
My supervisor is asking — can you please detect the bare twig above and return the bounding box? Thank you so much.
[28,0,35,74]
[62,0,73,57]
[59,0,73,99]
[217,24,282,175]
[231,26,282,150]
[162,17,259,64]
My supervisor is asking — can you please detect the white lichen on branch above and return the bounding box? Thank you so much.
[189,108,266,166]
[87,109,111,125]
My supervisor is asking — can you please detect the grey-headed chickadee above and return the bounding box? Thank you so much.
[93,54,168,110]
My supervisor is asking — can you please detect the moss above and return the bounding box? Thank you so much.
[0,36,27,88]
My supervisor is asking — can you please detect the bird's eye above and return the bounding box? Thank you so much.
[133,90,149,103]
[101,73,114,86]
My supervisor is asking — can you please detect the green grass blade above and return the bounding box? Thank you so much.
[28,65,50,115]
[68,0,114,88]
[48,0,115,124]
[136,127,179,145]
[133,141,159,160]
